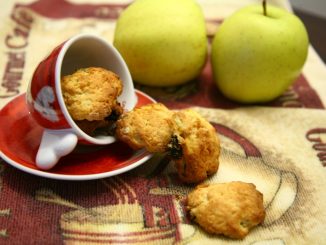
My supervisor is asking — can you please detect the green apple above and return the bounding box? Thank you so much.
[113,0,207,87]
[211,3,309,103]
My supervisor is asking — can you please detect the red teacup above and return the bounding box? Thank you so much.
[26,33,137,170]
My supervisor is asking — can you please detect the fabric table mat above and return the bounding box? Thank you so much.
[0,0,326,244]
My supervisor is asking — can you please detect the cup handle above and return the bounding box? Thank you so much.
[36,129,78,170]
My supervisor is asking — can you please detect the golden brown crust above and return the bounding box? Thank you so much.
[61,67,123,121]
[186,182,265,239]
[172,109,220,183]
[116,105,220,183]
[115,103,174,153]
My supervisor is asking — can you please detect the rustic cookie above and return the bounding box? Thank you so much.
[171,109,220,183]
[61,67,123,121]
[116,103,175,153]
[187,181,265,239]
[116,105,220,183]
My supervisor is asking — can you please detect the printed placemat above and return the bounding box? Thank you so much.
[0,0,326,244]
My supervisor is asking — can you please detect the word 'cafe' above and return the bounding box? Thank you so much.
[1,8,32,99]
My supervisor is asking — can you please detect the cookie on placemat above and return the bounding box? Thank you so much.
[61,67,123,121]
[170,109,220,183]
[116,103,174,153]
[186,181,265,239]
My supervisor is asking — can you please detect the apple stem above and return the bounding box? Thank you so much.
[263,0,267,16]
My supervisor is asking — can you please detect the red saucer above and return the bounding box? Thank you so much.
[0,90,154,180]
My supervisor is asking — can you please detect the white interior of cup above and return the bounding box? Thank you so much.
[55,33,137,144]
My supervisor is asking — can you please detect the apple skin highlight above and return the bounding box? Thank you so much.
[211,4,309,103]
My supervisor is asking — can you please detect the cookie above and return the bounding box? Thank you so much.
[116,105,220,183]
[171,109,220,183]
[61,67,123,121]
[187,182,265,239]
[116,103,174,153]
